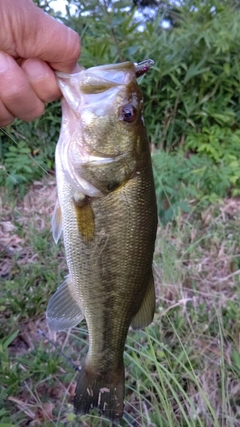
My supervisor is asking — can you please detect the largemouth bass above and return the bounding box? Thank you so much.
[46,60,157,422]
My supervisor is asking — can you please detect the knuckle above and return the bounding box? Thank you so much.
[0,116,14,127]
[44,93,59,103]
[67,27,81,58]
[30,75,61,103]
[25,102,45,121]
[0,102,14,127]
[2,80,29,103]
[72,31,81,59]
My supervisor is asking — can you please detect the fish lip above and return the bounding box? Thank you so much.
[56,62,134,77]
[56,60,154,85]
[56,62,136,87]
[56,70,83,79]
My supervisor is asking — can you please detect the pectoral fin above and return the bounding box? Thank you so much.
[52,199,63,244]
[131,273,155,329]
[46,275,84,331]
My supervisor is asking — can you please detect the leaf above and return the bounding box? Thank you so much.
[223,62,230,76]
[178,201,191,213]
[35,402,55,422]
[114,0,131,8]
[183,64,210,84]
[8,397,36,419]
[0,330,19,352]
[169,73,181,88]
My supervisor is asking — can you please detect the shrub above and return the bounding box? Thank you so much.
[1,0,240,214]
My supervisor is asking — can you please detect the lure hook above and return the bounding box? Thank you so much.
[134,59,154,78]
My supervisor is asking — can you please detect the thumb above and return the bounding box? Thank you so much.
[1,0,81,73]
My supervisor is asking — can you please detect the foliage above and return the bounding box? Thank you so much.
[184,126,240,193]
[0,142,45,197]
[0,102,60,195]
[185,126,240,162]
[152,149,240,223]
[54,0,240,149]
[1,0,240,211]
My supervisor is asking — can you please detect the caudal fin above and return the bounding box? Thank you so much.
[74,363,125,422]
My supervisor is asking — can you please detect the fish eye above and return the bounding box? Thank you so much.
[120,104,137,123]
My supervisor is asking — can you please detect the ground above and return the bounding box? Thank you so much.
[0,179,240,426]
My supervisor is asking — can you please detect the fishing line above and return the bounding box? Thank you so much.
[0,127,51,177]
[1,168,19,185]
[37,329,81,372]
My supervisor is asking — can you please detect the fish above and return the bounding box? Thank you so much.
[46,59,158,422]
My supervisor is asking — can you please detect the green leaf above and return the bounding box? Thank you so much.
[0,330,19,353]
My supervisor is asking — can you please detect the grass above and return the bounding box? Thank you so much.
[0,177,240,426]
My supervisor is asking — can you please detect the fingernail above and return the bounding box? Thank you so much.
[0,52,10,72]
[23,59,47,80]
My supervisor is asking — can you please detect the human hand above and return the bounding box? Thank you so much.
[0,0,80,126]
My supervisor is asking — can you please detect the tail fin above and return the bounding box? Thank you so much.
[74,362,125,422]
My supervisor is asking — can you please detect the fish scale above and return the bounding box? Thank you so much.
[46,60,157,422]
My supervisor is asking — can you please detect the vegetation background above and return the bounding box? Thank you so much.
[0,0,240,426]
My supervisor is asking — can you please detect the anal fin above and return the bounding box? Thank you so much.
[131,272,155,329]
[46,275,84,331]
